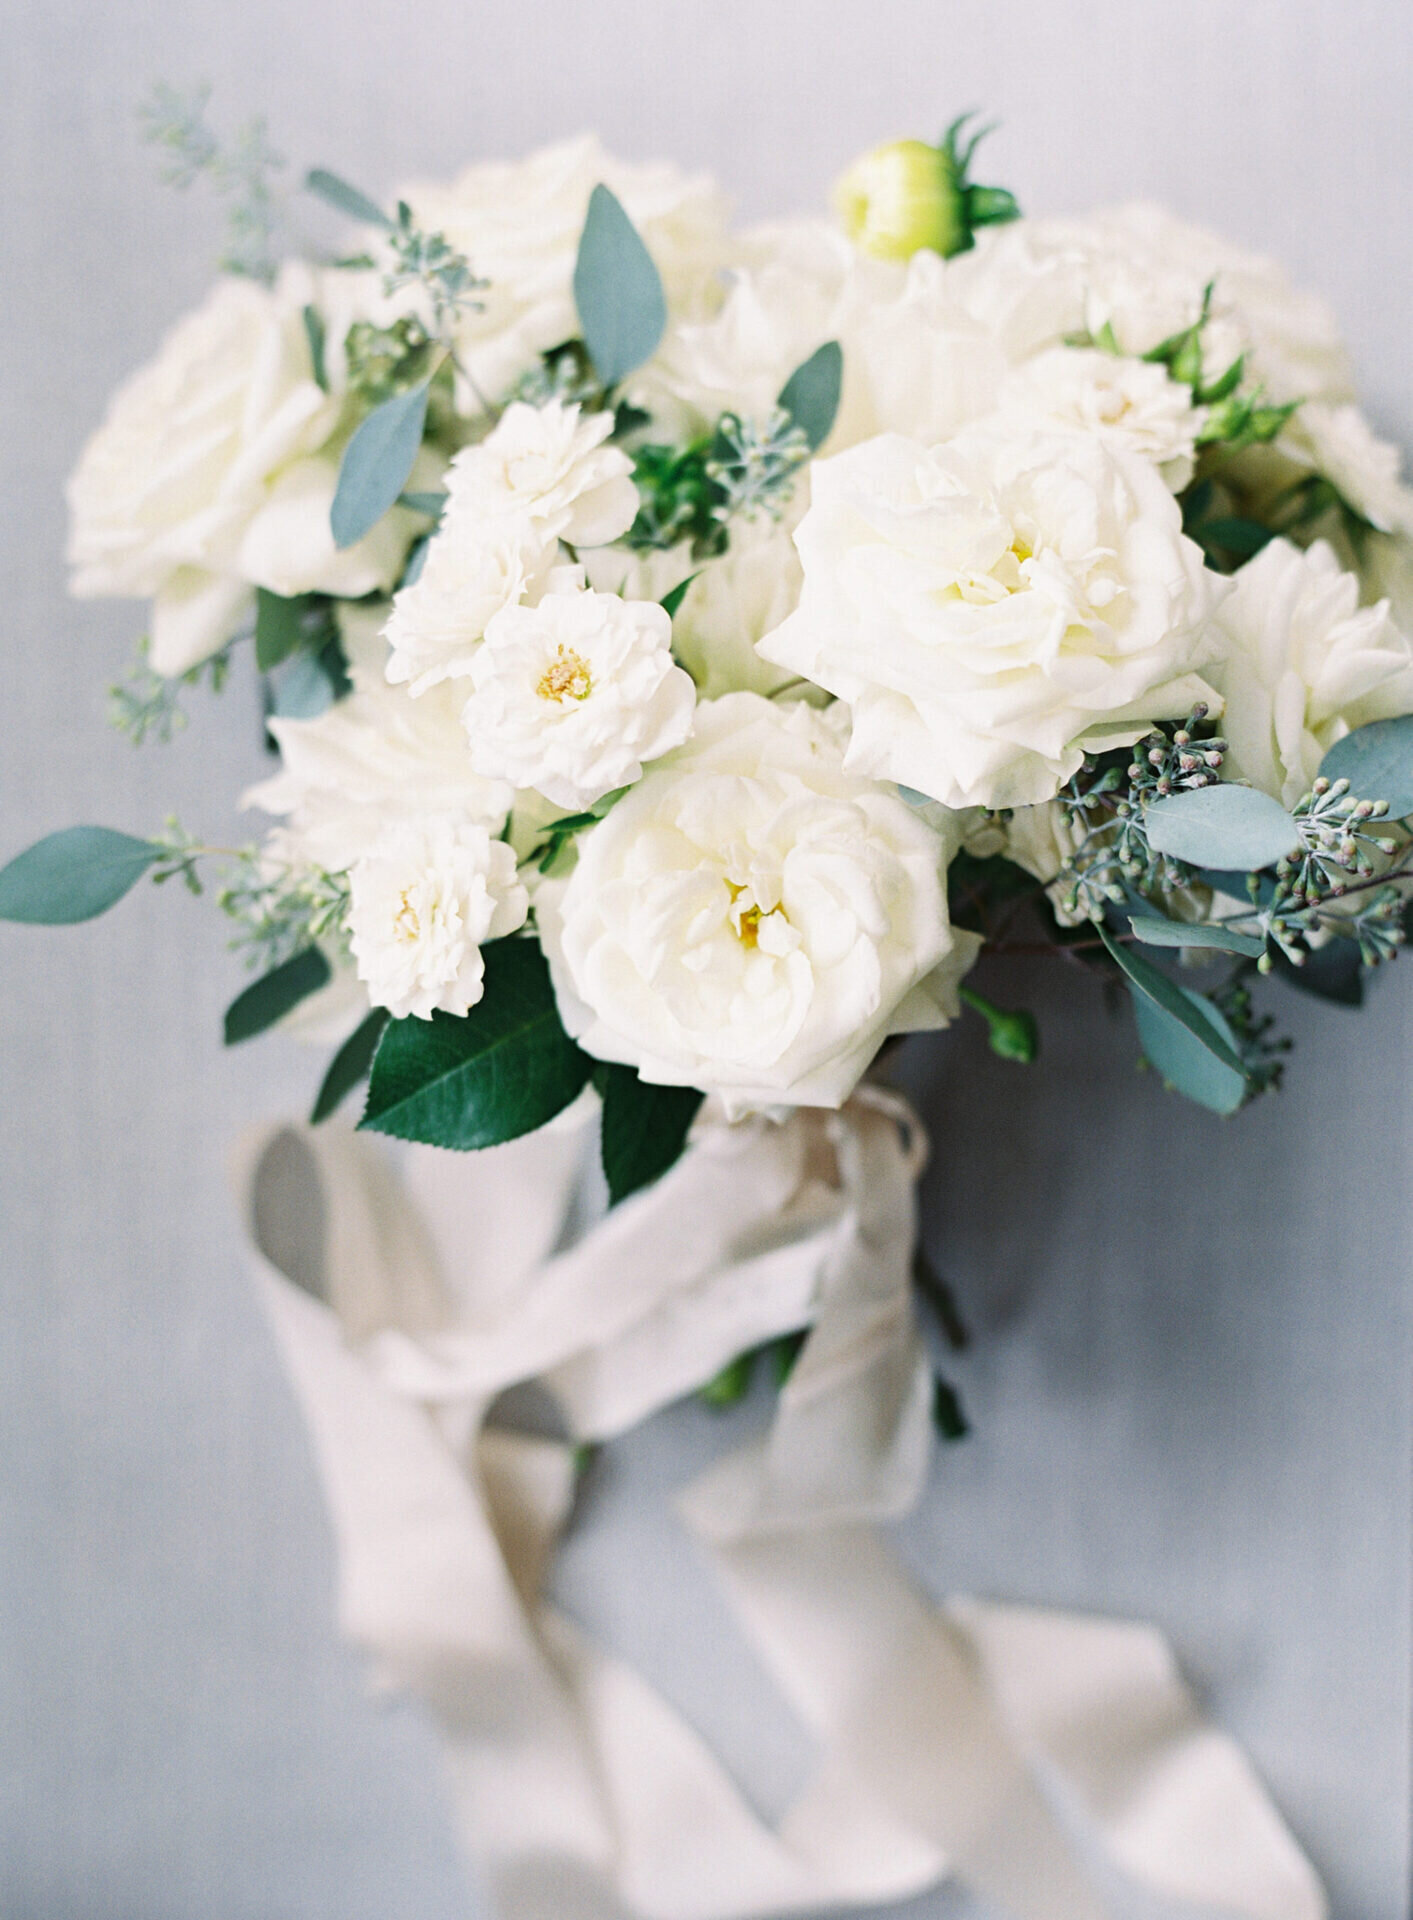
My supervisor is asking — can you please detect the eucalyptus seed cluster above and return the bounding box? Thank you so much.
[1058,708,1225,919]
[705,407,812,525]
[1252,778,1408,971]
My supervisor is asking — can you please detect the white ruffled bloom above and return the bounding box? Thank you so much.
[536,693,978,1114]
[995,347,1205,490]
[1210,538,1413,807]
[66,269,410,676]
[760,425,1223,810]
[347,816,528,1020]
[442,401,639,548]
[399,136,728,398]
[247,606,512,873]
[383,402,639,697]
[1280,402,1413,537]
[462,588,696,808]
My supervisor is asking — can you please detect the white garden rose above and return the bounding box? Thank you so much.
[442,401,640,549]
[66,268,404,676]
[759,425,1223,810]
[1210,538,1413,807]
[995,346,1205,490]
[346,816,528,1020]
[1280,402,1413,537]
[383,521,550,697]
[850,247,1011,446]
[248,606,512,873]
[399,136,728,399]
[462,588,696,808]
[536,693,978,1114]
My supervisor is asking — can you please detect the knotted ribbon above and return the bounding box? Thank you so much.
[239,1091,1326,1920]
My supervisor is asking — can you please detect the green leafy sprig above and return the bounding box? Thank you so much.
[138,83,284,283]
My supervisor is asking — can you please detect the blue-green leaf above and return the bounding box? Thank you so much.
[1318,713,1413,818]
[777,340,843,451]
[1131,980,1248,1115]
[1144,785,1299,871]
[311,1007,390,1123]
[255,590,325,673]
[224,948,332,1046]
[397,491,448,518]
[1127,914,1265,959]
[361,939,592,1149]
[331,380,431,549]
[1099,924,1248,1082]
[573,184,667,389]
[0,827,161,924]
[305,168,393,229]
[596,1063,703,1205]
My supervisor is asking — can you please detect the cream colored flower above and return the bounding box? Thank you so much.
[347,816,528,1020]
[66,268,405,675]
[760,424,1223,810]
[1280,403,1413,537]
[536,693,976,1114]
[462,588,695,808]
[383,520,549,697]
[995,347,1205,490]
[1211,538,1413,806]
[442,401,639,549]
[398,136,728,399]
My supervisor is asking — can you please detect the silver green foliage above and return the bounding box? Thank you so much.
[138,83,284,283]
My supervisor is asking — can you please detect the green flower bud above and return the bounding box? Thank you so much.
[959,986,1040,1063]
[833,114,1020,263]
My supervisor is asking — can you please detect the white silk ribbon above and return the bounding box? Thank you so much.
[238,1093,1327,1920]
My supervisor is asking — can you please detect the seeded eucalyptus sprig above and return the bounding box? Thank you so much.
[139,82,285,283]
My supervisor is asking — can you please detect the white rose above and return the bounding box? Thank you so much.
[443,401,638,549]
[759,425,1223,810]
[850,247,1010,445]
[583,514,806,700]
[1210,538,1413,806]
[399,136,728,399]
[536,693,976,1114]
[995,346,1205,490]
[346,816,528,1020]
[383,519,547,697]
[1279,402,1413,537]
[248,605,512,873]
[462,588,695,808]
[66,268,400,676]
[236,454,419,601]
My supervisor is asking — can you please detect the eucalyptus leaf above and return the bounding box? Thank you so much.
[1317,713,1413,818]
[305,168,393,229]
[330,379,431,549]
[311,1007,390,1123]
[1127,914,1265,959]
[0,827,161,924]
[777,340,843,451]
[1098,924,1248,1080]
[361,939,592,1149]
[1131,981,1248,1115]
[268,648,339,720]
[398,491,448,518]
[572,184,667,389]
[596,1063,704,1205]
[1144,784,1299,871]
[224,947,332,1046]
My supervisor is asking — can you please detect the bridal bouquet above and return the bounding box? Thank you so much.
[5,94,1386,1917]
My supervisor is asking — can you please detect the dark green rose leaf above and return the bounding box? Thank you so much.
[302,305,328,391]
[777,340,843,451]
[1144,785,1299,872]
[660,572,701,621]
[224,947,333,1046]
[361,938,592,1149]
[331,378,431,549]
[1318,714,1413,819]
[255,589,325,673]
[311,1007,390,1123]
[573,184,667,389]
[596,1062,704,1205]
[0,827,161,924]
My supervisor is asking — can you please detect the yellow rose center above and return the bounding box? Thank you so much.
[537,645,594,703]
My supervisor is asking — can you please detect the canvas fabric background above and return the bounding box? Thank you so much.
[0,2,1409,1916]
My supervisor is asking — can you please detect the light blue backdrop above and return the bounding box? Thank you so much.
[1,2,1409,1916]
